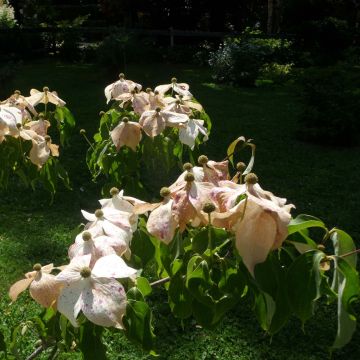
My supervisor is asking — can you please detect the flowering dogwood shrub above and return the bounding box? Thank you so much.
[84,74,211,196]
[7,133,360,358]
[0,1,17,28]
[0,87,75,197]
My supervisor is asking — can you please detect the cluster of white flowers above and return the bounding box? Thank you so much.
[9,188,145,328]
[105,74,208,151]
[9,155,294,329]
[0,88,65,167]
[0,1,17,28]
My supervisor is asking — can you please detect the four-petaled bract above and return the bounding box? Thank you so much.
[56,254,137,328]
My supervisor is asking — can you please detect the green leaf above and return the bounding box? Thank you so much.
[332,257,360,349]
[127,287,145,302]
[243,142,256,175]
[287,240,316,254]
[54,106,75,146]
[9,324,21,355]
[288,214,327,235]
[168,274,193,319]
[226,136,255,172]
[253,291,276,331]
[136,277,152,297]
[191,227,229,254]
[191,228,209,254]
[32,316,47,338]
[79,323,106,360]
[254,252,291,333]
[331,230,357,269]
[336,257,360,317]
[186,257,213,307]
[59,314,74,348]
[131,229,155,268]
[286,250,324,324]
[123,288,155,351]
[171,259,183,276]
[226,136,246,166]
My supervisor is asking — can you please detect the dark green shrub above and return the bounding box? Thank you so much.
[96,30,158,71]
[296,64,360,146]
[257,62,294,85]
[296,17,353,66]
[209,28,293,86]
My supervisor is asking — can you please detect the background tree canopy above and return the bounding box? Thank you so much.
[8,0,360,34]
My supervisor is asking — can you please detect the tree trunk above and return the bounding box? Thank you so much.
[267,0,274,34]
[267,0,281,34]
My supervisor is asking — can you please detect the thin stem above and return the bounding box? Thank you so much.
[80,133,94,150]
[207,213,213,251]
[240,195,248,222]
[322,228,336,244]
[150,277,170,287]
[340,248,360,258]
[26,345,44,360]
[104,120,111,133]
[18,136,24,161]
[222,147,243,162]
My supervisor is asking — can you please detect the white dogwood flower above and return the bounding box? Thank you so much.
[56,254,137,328]
[26,87,66,107]
[104,74,142,103]
[179,118,208,149]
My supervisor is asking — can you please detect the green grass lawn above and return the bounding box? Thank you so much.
[1,60,360,359]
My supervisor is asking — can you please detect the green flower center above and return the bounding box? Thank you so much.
[80,267,91,278]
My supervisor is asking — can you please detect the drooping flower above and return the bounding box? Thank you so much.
[169,157,229,190]
[26,116,51,137]
[1,90,38,116]
[17,128,39,145]
[155,78,192,97]
[110,117,142,151]
[104,73,142,104]
[164,98,191,115]
[0,105,23,136]
[233,195,292,276]
[29,135,59,168]
[140,172,215,239]
[139,108,188,138]
[171,172,214,230]
[81,206,134,242]
[211,173,294,275]
[56,254,137,328]
[99,187,145,233]
[100,187,145,210]
[26,87,66,107]
[9,263,63,308]
[179,118,208,150]
[145,88,166,110]
[115,91,149,115]
[68,230,128,265]
[164,94,203,113]
[140,187,178,244]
